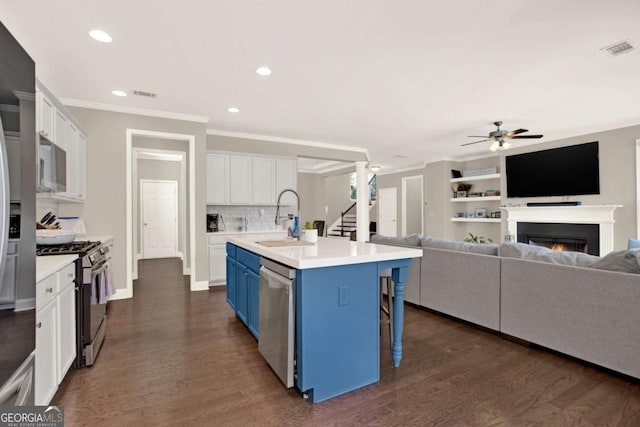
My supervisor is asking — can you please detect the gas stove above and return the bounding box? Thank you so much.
[36,240,101,256]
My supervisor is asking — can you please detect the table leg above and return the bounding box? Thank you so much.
[391,265,408,367]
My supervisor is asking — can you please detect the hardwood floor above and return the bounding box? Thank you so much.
[54,258,640,426]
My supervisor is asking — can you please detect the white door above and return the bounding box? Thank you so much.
[142,180,178,259]
[378,187,397,237]
[402,175,424,235]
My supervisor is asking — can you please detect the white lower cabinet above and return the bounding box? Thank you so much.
[209,244,227,284]
[35,262,76,405]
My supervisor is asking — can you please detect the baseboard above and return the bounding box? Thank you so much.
[177,251,184,261]
[14,298,35,311]
[110,288,133,300]
[191,280,209,292]
[184,267,191,275]
[136,253,142,261]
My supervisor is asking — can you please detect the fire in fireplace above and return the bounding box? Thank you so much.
[517,222,600,256]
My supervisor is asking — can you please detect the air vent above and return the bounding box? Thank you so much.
[133,90,157,98]
[602,40,634,56]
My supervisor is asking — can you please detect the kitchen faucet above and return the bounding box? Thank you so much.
[275,189,300,232]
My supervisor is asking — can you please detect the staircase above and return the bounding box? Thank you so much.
[327,174,377,239]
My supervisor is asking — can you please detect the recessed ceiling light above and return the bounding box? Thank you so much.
[112,90,127,97]
[227,107,240,113]
[370,165,381,172]
[256,66,272,76]
[89,29,112,43]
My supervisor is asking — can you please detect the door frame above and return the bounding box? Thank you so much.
[140,179,179,260]
[402,175,424,236]
[378,187,398,237]
[122,129,201,301]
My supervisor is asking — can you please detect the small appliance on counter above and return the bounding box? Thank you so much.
[207,213,225,232]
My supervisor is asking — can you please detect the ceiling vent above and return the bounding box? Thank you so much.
[602,40,634,56]
[133,90,157,98]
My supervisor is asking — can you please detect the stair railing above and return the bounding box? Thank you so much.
[338,174,376,237]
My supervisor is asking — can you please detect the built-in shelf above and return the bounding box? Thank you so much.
[450,196,501,202]
[450,217,501,223]
[450,173,501,183]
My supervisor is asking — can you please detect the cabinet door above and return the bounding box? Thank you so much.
[276,158,297,206]
[226,257,237,310]
[66,122,79,198]
[56,283,76,384]
[236,264,248,325]
[76,133,86,200]
[0,254,17,303]
[208,244,226,283]
[37,92,55,141]
[247,269,260,339]
[252,157,276,204]
[207,154,228,204]
[229,155,252,204]
[54,110,67,151]
[35,300,57,406]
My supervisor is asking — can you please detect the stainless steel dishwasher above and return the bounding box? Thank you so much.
[258,257,296,388]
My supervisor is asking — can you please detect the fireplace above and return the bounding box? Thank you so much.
[517,222,600,256]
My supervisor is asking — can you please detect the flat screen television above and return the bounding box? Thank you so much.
[506,141,600,198]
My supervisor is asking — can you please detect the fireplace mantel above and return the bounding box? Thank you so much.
[500,205,622,255]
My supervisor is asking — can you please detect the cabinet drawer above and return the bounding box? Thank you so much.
[36,274,57,310]
[237,247,261,274]
[208,235,228,245]
[58,263,75,291]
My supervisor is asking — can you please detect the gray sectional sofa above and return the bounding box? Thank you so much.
[370,235,640,379]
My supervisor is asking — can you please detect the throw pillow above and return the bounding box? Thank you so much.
[628,238,640,250]
[591,249,640,274]
[421,236,499,256]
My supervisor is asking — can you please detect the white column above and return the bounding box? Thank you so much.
[356,161,369,243]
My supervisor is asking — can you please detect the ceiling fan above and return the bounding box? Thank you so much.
[462,121,543,151]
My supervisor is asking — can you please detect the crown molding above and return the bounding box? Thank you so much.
[59,98,210,123]
[0,104,20,113]
[298,162,355,175]
[206,129,369,156]
[376,163,426,176]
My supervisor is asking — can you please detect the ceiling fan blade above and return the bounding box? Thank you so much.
[461,139,490,146]
[511,134,543,139]
[467,135,489,138]
[508,128,528,136]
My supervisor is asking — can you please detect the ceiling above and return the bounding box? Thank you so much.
[1,0,639,169]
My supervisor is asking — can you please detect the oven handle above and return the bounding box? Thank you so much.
[91,260,110,276]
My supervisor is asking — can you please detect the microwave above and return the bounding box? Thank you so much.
[38,135,66,192]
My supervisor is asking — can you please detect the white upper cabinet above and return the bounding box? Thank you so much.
[66,122,79,198]
[54,110,67,150]
[36,91,55,141]
[207,154,229,204]
[206,153,297,206]
[276,158,297,206]
[252,157,276,204]
[229,155,253,204]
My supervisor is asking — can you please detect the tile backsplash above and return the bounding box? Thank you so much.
[206,205,297,232]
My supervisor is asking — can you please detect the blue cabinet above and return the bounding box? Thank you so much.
[226,256,237,310]
[226,243,260,339]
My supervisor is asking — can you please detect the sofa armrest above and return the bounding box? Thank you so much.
[501,257,640,379]
[420,247,501,330]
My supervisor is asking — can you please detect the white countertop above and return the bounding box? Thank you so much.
[36,255,77,282]
[207,230,287,236]
[228,236,422,269]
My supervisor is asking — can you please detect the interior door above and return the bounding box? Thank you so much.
[378,187,397,237]
[142,180,178,259]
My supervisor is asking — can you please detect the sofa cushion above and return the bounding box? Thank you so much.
[370,233,422,248]
[500,242,599,267]
[591,249,640,274]
[421,236,499,256]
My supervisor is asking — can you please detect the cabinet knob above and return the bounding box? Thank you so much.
[36,322,42,328]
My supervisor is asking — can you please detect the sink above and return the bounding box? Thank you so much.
[257,239,315,247]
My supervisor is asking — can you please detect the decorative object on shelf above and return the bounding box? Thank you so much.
[451,169,462,178]
[464,233,493,244]
[504,234,515,242]
[456,191,467,198]
[455,212,465,218]
[493,211,501,218]
[474,208,487,218]
[467,212,475,218]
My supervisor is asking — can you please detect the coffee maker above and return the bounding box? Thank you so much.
[207,214,224,232]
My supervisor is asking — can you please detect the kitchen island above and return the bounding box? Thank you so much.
[226,236,422,403]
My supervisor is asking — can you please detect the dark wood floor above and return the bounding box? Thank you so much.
[54,258,640,426]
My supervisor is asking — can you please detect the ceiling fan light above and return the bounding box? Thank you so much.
[489,141,499,152]
[501,141,511,150]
